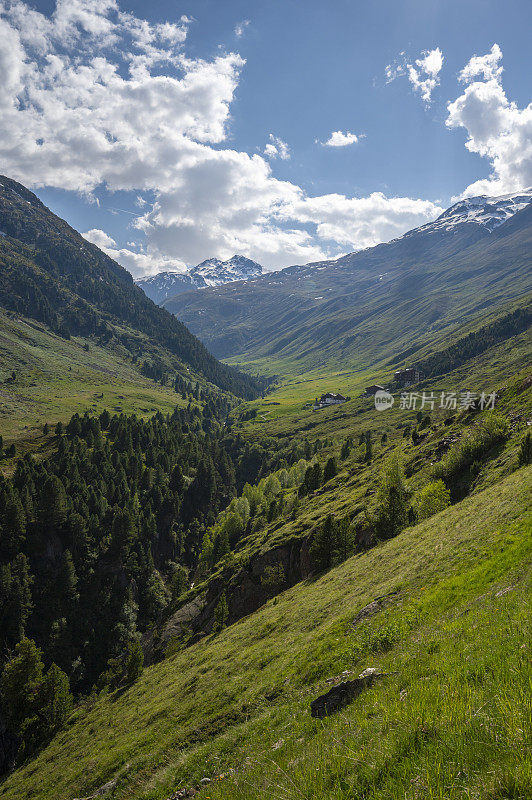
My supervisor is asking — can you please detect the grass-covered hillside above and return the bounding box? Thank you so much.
[1,179,531,800]
[0,176,261,400]
[2,463,530,800]
[0,310,183,443]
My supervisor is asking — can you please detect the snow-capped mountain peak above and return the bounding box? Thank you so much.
[135,255,263,304]
[435,189,532,232]
[403,188,532,240]
[190,255,263,287]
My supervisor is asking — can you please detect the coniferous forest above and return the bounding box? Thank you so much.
[0,398,287,761]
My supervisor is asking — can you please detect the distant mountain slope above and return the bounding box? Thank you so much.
[0,176,260,398]
[164,192,532,369]
[136,255,263,304]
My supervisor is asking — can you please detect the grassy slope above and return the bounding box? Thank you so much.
[0,310,183,443]
[2,465,531,800]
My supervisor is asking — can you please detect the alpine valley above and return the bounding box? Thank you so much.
[0,175,531,800]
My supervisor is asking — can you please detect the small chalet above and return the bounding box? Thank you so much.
[364,384,385,397]
[313,392,347,410]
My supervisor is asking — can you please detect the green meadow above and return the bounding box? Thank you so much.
[0,311,185,444]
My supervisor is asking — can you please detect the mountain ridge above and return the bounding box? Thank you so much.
[136,255,263,304]
[163,191,532,368]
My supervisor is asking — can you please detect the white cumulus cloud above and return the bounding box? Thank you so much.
[82,228,117,248]
[263,134,290,160]
[322,131,359,147]
[447,44,532,196]
[0,1,444,276]
[386,47,444,105]
[83,228,187,275]
[458,43,503,84]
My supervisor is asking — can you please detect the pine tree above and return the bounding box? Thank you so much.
[57,550,79,608]
[0,555,33,650]
[0,486,26,559]
[340,439,351,459]
[364,431,373,463]
[0,638,44,751]
[310,514,336,572]
[335,517,355,563]
[41,476,68,527]
[372,455,410,540]
[125,639,144,683]
[110,509,135,555]
[213,591,228,631]
[212,528,230,564]
[323,457,337,483]
[37,663,73,737]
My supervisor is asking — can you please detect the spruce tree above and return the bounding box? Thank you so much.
[310,514,336,572]
[213,591,228,631]
[0,638,44,754]
[364,431,373,463]
[323,457,337,483]
[37,663,73,737]
[372,455,410,540]
[125,640,144,683]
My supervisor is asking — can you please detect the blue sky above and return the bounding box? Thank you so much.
[0,0,530,274]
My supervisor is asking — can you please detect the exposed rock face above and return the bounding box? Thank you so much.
[152,536,313,658]
[310,668,387,718]
[351,590,400,626]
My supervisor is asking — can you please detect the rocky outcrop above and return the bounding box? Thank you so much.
[72,778,118,800]
[310,667,388,718]
[151,536,313,658]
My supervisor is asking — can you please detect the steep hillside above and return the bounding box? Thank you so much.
[0,309,183,442]
[0,177,260,399]
[1,291,530,796]
[2,464,530,800]
[164,196,532,372]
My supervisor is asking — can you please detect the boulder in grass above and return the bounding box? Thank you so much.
[310,667,387,718]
